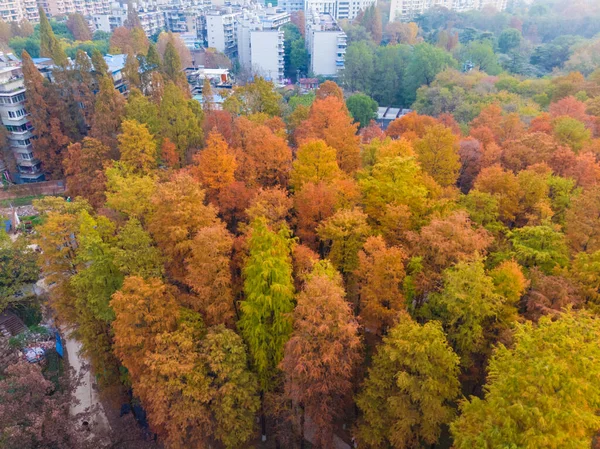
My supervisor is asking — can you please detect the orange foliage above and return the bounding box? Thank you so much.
[356,236,407,335]
[474,164,521,223]
[385,112,438,140]
[233,116,292,186]
[529,113,553,134]
[294,182,337,249]
[148,172,218,283]
[160,138,179,169]
[191,131,237,198]
[360,121,385,143]
[185,223,236,327]
[203,110,236,146]
[315,80,344,101]
[296,96,361,173]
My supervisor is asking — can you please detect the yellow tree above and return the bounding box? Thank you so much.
[118,119,158,174]
[290,139,342,191]
[356,314,461,449]
[413,124,460,187]
[148,172,218,283]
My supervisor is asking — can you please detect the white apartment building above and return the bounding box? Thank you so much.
[389,0,507,22]
[0,0,38,22]
[206,9,240,56]
[302,0,375,20]
[237,8,287,85]
[305,9,345,77]
[0,61,42,183]
[92,2,165,36]
[37,0,111,17]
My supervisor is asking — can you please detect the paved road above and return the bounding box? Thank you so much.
[35,278,111,439]
[62,327,111,438]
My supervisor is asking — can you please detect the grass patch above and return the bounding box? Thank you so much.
[0,195,44,207]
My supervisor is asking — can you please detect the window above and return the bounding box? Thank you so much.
[8,108,26,118]
[20,152,33,160]
[11,93,25,103]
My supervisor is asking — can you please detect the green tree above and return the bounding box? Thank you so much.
[111,218,163,279]
[427,259,505,365]
[343,41,375,93]
[223,77,283,116]
[498,28,522,54]
[0,237,39,312]
[346,93,378,128]
[201,326,260,449]
[404,43,456,103]
[509,225,569,274]
[372,44,411,106]
[356,314,461,449]
[124,88,160,135]
[552,116,591,151]
[159,82,203,165]
[317,208,371,276]
[452,311,600,449]
[239,217,295,390]
[162,39,187,88]
[38,7,67,67]
[458,41,502,75]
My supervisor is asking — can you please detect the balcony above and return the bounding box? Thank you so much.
[0,76,24,93]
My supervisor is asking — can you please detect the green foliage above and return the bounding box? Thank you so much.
[0,237,39,313]
[111,218,163,279]
[498,28,522,54]
[452,311,600,449]
[346,93,378,128]
[239,218,295,390]
[404,43,457,104]
[509,225,569,274]
[282,23,309,81]
[426,259,506,365]
[356,314,461,448]
[552,116,591,151]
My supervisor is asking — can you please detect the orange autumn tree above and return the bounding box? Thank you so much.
[184,223,236,327]
[191,130,237,199]
[233,116,292,187]
[281,262,361,448]
[63,137,111,208]
[386,112,438,141]
[356,236,407,336]
[473,164,522,225]
[297,96,361,173]
[148,172,218,283]
[111,276,180,381]
[294,182,338,249]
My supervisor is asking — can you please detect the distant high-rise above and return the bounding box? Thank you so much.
[389,0,507,22]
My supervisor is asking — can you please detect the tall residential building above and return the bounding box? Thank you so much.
[390,0,506,22]
[206,9,240,57]
[92,2,165,36]
[0,58,42,183]
[302,0,375,20]
[0,52,128,184]
[237,8,287,85]
[305,9,345,77]
[38,0,111,17]
[0,0,38,22]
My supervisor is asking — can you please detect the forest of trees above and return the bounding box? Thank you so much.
[3,1,600,449]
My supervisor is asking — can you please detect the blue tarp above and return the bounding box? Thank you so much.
[54,330,64,357]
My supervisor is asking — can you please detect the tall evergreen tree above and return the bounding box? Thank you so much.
[240,217,295,391]
[38,7,68,67]
[90,74,125,153]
